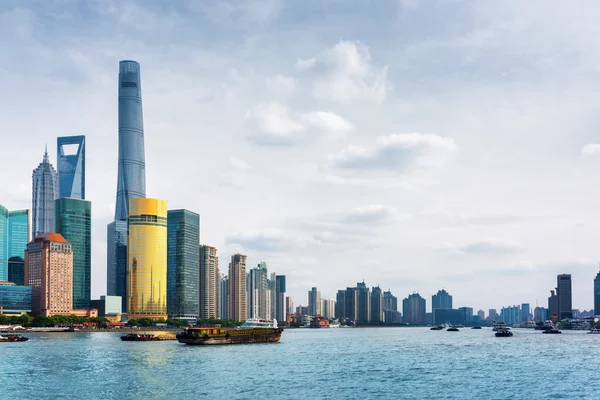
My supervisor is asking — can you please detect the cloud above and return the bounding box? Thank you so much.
[230,156,251,170]
[327,133,458,172]
[301,111,353,136]
[225,230,293,252]
[342,204,407,225]
[312,40,391,103]
[295,57,316,71]
[581,143,600,156]
[266,74,296,92]
[456,240,521,255]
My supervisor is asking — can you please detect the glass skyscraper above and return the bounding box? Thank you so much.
[167,209,200,320]
[595,272,600,316]
[0,206,29,281]
[107,220,127,312]
[32,148,58,237]
[57,135,86,199]
[55,198,91,309]
[115,60,146,221]
[127,198,167,320]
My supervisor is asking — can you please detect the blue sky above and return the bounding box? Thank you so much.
[2,0,600,313]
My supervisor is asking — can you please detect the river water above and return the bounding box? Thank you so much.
[1,327,599,399]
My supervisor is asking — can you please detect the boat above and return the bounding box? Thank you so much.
[542,328,561,334]
[495,327,513,337]
[0,334,29,342]
[430,325,444,330]
[447,326,459,332]
[120,332,176,341]
[492,321,507,331]
[177,318,283,345]
[588,328,600,334]
[471,326,482,329]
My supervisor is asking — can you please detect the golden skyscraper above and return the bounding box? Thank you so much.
[127,198,168,320]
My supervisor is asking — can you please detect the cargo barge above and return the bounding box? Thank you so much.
[177,319,283,345]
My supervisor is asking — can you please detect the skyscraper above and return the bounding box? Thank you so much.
[432,289,452,324]
[521,303,530,323]
[218,274,228,320]
[402,293,426,325]
[25,233,73,316]
[57,135,86,199]
[200,245,219,320]
[356,281,371,323]
[107,220,127,312]
[32,148,58,237]
[308,287,321,316]
[594,271,600,316]
[286,296,293,319]
[127,198,167,320]
[344,287,358,321]
[335,290,346,320]
[557,274,573,320]
[167,210,200,320]
[248,262,269,319]
[275,275,286,322]
[548,290,558,320]
[228,254,247,322]
[115,60,146,221]
[55,198,91,309]
[370,286,383,323]
[0,206,29,281]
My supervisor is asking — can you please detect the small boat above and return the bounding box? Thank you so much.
[542,328,561,334]
[447,326,459,332]
[495,327,513,337]
[471,326,482,329]
[430,325,444,330]
[588,328,600,334]
[177,318,283,345]
[0,334,29,342]
[492,321,507,331]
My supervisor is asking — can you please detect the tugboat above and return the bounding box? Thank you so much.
[495,327,513,337]
[177,318,283,345]
[447,326,459,332]
[0,334,29,342]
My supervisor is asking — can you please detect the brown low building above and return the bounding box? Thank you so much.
[25,233,73,317]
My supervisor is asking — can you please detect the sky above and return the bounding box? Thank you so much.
[2,0,600,314]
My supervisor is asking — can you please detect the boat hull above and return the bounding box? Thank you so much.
[177,328,283,345]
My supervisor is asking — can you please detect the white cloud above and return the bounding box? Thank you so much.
[342,204,407,225]
[295,57,316,71]
[266,73,296,92]
[581,143,600,156]
[230,156,251,170]
[312,40,391,103]
[447,239,521,256]
[327,133,458,172]
[225,229,293,252]
[246,102,305,145]
[301,111,353,136]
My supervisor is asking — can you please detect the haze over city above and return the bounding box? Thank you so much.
[3,1,600,311]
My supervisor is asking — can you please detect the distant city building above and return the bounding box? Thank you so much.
[228,254,247,322]
[218,274,228,320]
[500,305,521,326]
[557,274,573,320]
[548,289,558,320]
[32,148,58,237]
[321,299,335,319]
[477,309,485,320]
[402,293,426,325]
[594,271,600,316]
[534,306,548,323]
[55,198,91,309]
[25,233,73,316]
[200,245,219,320]
[345,287,358,321]
[106,220,127,312]
[127,198,168,320]
[286,296,293,320]
[0,206,29,282]
[488,309,498,322]
[370,286,383,323]
[166,210,199,320]
[275,275,287,322]
[57,135,86,199]
[383,290,398,313]
[308,287,321,316]
[248,262,269,319]
[458,307,473,324]
[0,281,31,315]
[521,303,530,323]
[296,305,309,315]
[434,309,465,325]
[356,282,371,323]
[90,295,122,318]
[432,289,452,324]
[269,272,276,322]
[8,257,25,286]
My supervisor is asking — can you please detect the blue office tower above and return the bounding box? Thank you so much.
[114,60,146,221]
[57,135,86,199]
[0,206,30,281]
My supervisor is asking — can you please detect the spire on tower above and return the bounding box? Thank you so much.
[43,144,49,163]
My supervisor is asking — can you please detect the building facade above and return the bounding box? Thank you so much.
[433,309,466,325]
[500,305,521,325]
[228,254,247,322]
[521,303,530,323]
[534,306,548,323]
[0,206,29,281]
[594,271,600,316]
[200,245,219,320]
[248,262,269,319]
[548,290,558,320]
[218,274,228,320]
[308,287,321,316]
[275,275,286,322]
[402,293,426,325]
[370,286,383,323]
[166,210,199,320]
[432,289,452,324]
[106,220,127,312]
[57,135,86,199]
[32,148,58,237]
[55,198,91,309]
[557,274,573,320]
[0,281,32,314]
[356,282,371,323]
[24,233,73,316]
[127,198,168,320]
[286,296,293,320]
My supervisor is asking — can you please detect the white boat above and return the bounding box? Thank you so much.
[492,321,508,332]
[239,318,278,329]
[588,328,600,334]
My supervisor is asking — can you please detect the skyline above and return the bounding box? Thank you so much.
[3,1,600,311]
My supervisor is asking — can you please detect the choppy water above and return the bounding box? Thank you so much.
[1,327,599,399]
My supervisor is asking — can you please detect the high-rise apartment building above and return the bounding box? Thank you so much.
[321,299,335,318]
[0,206,29,281]
[166,210,199,320]
[534,306,548,323]
[127,198,167,320]
[107,220,127,312]
[383,289,399,323]
[500,305,521,325]
[594,271,600,316]
[477,309,485,320]
[24,233,73,316]
[335,290,346,320]
[275,275,286,322]
[32,148,58,237]
[268,272,276,321]
[218,274,228,320]
[200,245,219,320]
[55,198,91,309]
[432,289,452,310]
[356,282,371,323]
[488,309,497,321]
[344,287,358,321]
[286,296,293,320]
[308,287,321,316]
[557,274,572,320]
[548,290,558,320]
[57,135,86,199]
[520,303,530,323]
[228,254,247,322]
[248,262,269,319]
[370,286,383,323]
[402,293,426,325]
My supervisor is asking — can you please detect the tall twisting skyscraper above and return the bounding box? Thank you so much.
[107,60,146,308]
[32,147,58,237]
[115,60,146,221]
